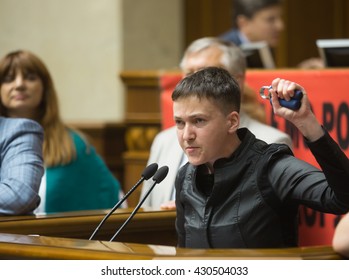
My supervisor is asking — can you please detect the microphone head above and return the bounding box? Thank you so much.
[142,163,158,180]
[152,166,169,183]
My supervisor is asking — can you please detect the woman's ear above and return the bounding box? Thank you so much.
[227,111,240,133]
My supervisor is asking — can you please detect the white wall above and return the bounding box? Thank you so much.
[123,0,183,70]
[0,0,183,122]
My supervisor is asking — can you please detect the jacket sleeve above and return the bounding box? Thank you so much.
[0,119,44,215]
[268,130,349,214]
[307,130,349,200]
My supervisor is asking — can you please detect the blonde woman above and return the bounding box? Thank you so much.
[0,50,121,213]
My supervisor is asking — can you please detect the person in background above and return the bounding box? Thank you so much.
[174,66,349,248]
[221,0,284,48]
[0,116,44,215]
[221,0,324,69]
[332,213,349,258]
[0,50,121,213]
[140,37,292,210]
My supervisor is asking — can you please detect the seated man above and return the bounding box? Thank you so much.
[0,117,44,215]
[140,37,292,209]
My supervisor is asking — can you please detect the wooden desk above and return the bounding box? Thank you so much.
[0,208,177,246]
[0,209,344,260]
[0,233,343,260]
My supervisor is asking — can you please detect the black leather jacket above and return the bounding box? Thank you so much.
[175,128,349,249]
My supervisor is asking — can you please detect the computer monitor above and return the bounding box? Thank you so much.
[316,39,349,67]
[240,41,275,69]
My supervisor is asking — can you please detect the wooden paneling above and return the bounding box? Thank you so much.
[279,0,349,67]
[120,70,162,125]
[120,71,164,206]
[122,151,151,207]
[184,0,233,47]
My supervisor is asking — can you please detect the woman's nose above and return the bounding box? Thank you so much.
[14,74,25,88]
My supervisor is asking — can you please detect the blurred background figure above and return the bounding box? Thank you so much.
[0,50,122,214]
[220,0,284,48]
[220,0,323,68]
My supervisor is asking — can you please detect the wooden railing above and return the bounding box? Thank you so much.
[0,209,345,260]
[0,233,343,260]
[0,208,176,246]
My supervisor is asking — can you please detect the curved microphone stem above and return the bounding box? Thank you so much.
[109,180,158,242]
[89,176,145,240]
[109,166,169,242]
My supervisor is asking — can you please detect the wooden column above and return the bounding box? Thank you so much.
[120,71,163,206]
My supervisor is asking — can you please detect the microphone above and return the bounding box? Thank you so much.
[109,165,169,242]
[89,163,158,240]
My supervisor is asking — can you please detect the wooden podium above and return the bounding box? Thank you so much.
[0,233,342,260]
[0,208,345,260]
[0,208,177,246]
